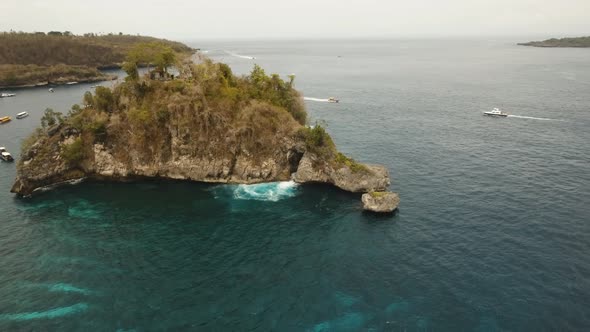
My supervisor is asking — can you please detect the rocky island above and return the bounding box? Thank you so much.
[518,36,590,48]
[11,43,398,212]
[0,31,194,88]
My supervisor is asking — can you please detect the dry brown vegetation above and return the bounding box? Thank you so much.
[0,32,193,87]
[0,32,193,66]
[22,59,308,169]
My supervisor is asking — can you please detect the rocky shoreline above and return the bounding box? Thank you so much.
[11,131,396,212]
[0,74,117,90]
[11,139,391,196]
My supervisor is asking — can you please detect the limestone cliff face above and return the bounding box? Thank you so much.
[292,152,390,192]
[11,127,391,196]
[11,123,306,196]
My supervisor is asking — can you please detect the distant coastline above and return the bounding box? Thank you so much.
[518,36,590,48]
[0,31,194,89]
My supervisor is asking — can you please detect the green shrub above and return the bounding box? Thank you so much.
[94,86,115,113]
[369,191,387,198]
[128,107,152,124]
[61,137,85,165]
[40,108,64,128]
[335,152,369,173]
[304,125,332,148]
[85,120,107,141]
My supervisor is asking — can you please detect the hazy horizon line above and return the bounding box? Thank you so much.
[1,29,587,43]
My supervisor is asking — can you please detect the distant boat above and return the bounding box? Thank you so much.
[48,88,54,93]
[66,82,78,85]
[0,93,16,98]
[0,147,14,162]
[483,108,508,117]
[328,97,340,103]
[16,111,29,119]
[0,116,11,124]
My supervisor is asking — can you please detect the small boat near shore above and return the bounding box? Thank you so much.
[0,147,14,162]
[0,116,11,124]
[483,108,508,117]
[328,97,339,103]
[66,82,79,85]
[0,93,16,98]
[16,111,29,119]
[48,88,54,93]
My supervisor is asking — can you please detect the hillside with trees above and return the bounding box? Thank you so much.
[12,43,389,197]
[0,31,194,88]
[518,36,590,48]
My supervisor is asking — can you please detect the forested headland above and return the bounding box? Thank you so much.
[0,31,194,88]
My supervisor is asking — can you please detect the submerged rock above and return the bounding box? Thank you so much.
[361,191,399,213]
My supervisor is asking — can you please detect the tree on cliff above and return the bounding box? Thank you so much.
[40,108,64,128]
[123,42,177,79]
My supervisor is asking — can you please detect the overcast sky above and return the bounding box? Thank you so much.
[1,0,589,40]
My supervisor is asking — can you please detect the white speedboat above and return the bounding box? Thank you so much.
[16,111,29,119]
[48,88,54,93]
[66,82,79,85]
[483,108,508,117]
[0,93,16,98]
[328,97,339,103]
[0,147,14,162]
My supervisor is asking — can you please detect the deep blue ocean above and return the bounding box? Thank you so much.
[1,39,590,331]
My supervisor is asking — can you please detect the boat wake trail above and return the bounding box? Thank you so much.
[303,97,330,102]
[225,51,256,60]
[233,181,299,202]
[508,115,557,121]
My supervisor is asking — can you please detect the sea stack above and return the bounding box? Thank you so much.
[11,44,397,210]
[361,191,400,213]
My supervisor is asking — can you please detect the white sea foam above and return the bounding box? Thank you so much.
[32,177,86,194]
[225,51,256,60]
[22,281,95,295]
[48,283,93,295]
[233,181,299,201]
[0,303,89,321]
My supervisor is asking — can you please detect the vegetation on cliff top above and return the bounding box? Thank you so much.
[0,31,194,87]
[518,36,590,48]
[21,44,304,170]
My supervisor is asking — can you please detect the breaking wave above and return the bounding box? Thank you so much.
[0,303,89,321]
[233,181,299,201]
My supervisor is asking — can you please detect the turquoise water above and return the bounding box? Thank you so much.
[1,39,590,330]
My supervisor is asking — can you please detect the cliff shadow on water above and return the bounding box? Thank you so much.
[13,179,366,223]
